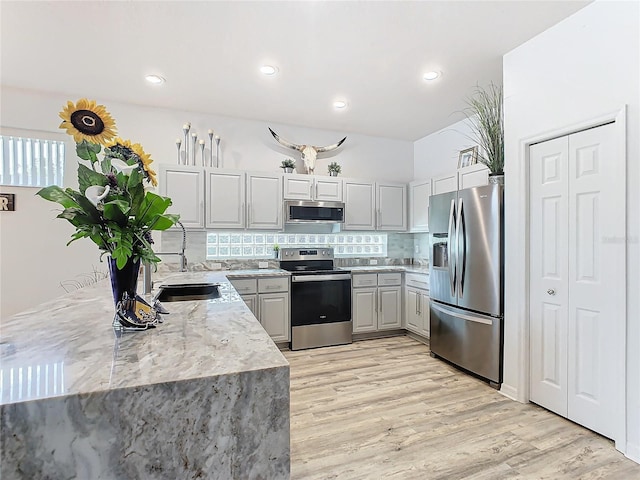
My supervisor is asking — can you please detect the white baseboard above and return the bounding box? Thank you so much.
[625,442,640,465]
[499,383,519,401]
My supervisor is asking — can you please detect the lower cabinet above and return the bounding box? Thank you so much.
[352,273,402,333]
[229,276,290,342]
[404,273,430,338]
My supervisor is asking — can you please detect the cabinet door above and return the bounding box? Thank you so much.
[420,292,430,338]
[259,292,290,342]
[206,170,245,229]
[458,164,489,190]
[247,173,283,230]
[409,180,430,232]
[432,173,457,195]
[405,287,421,333]
[343,180,376,230]
[376,183,407,231]
[378,286,402,329]
[241,294,259,318]
[283,176,313,200]
[352,287,377,333]
[160,165,204,229]
[314,177,343,201]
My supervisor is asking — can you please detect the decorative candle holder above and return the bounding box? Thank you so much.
[175,138,182,165]
[214,135,221,168]
[182,123,190,165]
[208,129,214,167]
[199,140,206,166]
[191,132,198,166]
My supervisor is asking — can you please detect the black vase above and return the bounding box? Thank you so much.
[108,256,140,305]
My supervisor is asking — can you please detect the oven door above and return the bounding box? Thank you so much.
[290,273,352,350]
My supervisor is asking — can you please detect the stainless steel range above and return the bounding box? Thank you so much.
[279,248,352,350]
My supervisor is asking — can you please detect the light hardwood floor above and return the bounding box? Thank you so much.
[283,336,640,480]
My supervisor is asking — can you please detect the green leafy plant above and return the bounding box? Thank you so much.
[37,99,179,270]
[281,158,295,169]
[328,162,341,174]
[463,83,504,175]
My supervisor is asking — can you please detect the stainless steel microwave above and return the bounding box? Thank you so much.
[284,200,345,223]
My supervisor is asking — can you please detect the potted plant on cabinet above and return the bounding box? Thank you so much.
[272,244,280,259]
[280,158,295,173]
[463,82,504,184]
[327,162,341,177]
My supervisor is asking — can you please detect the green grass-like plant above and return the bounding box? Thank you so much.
[464,83,504,175]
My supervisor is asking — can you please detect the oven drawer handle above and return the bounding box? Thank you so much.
[292,274,352,282]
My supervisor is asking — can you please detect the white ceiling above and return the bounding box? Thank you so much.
[1,1,590,141]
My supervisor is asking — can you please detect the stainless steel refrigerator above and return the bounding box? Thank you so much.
[429,184,504,387]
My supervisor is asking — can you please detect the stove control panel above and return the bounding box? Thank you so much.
[280,248,334,261]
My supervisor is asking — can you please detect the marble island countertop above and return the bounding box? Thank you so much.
[1,271,287,405]
[1,271,291,479]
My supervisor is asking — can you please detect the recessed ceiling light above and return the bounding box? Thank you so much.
[333,100,348,109]
[260,65,278,76]
[145,74,165,85]
[423,71,441,81]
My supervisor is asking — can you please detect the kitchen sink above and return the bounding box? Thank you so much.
[155,283,221,302]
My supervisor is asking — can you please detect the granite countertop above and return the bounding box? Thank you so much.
[344,265,430,275]
[0,271,288,406]
[225,268,290,278]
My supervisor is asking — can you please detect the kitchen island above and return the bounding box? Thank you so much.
[0,271,290,479]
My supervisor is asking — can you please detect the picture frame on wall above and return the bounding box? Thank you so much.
[458,146,478,169]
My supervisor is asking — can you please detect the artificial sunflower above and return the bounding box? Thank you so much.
[59,98,117,146]
[107,138,157,187]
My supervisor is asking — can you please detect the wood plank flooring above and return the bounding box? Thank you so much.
[283,336,640,480]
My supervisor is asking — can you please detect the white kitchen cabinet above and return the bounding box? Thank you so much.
[409,180,431,232]
[431,173,457,195]
[246,172,283,230]
[352,273,402,333]
[404,273,430,338]
[458,163,489,190]
[206,169,245,229]
[343,179,376,230]
[283,175,342,201]
[343,179,406,231]
[159,165,205,229]
[229,276,290,342]
[376,182,407,231]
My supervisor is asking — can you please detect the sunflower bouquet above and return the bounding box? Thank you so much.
[37,99,179,271]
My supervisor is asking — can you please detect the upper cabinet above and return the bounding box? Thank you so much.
[343,179,376,230]
[376,182,407,231]
[283,175,342,202]
[431,173,457,195]
[159,165,205,229]
[206,169,245,229]
[409,179,431,232]
[457,163,489,190]
[246,172,283,230]
[159,166,281,230]
[342,179,406,231]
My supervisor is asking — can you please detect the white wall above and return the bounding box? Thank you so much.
[413,118,476,180]
[503,0,639,461]
[0,87,413,318]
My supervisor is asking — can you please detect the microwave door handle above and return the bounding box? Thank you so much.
[458,198,466,297]
[447,198,456,296]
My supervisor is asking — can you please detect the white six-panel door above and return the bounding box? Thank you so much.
[529,122,623,440]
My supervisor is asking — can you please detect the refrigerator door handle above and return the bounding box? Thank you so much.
[447,199,457,296]
[431,302,493,325]
[458,198,466,297]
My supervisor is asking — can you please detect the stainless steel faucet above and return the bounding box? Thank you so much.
[142,221,187,294]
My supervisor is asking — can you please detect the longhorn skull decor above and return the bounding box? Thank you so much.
[269,128,346,175]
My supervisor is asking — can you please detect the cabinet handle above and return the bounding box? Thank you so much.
[417,295,421,315]
[248,202,251,226]
[310,183,313,198]
[240,202,244,224]
[315,183,318,199]
[378,292,382,312]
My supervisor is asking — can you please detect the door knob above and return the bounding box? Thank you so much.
[547,288,556,295]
